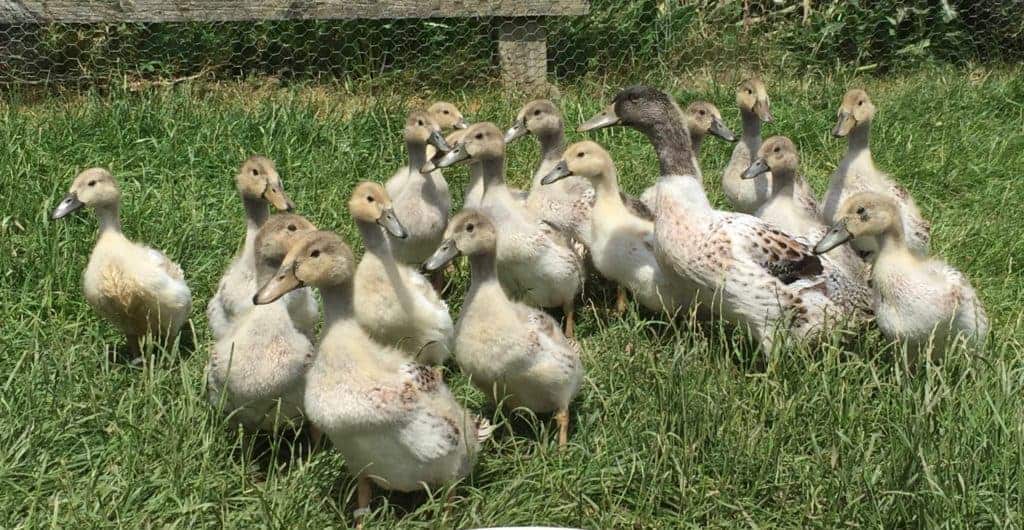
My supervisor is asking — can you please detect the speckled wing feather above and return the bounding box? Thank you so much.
[739,221,823,284]
[622,191,655,222]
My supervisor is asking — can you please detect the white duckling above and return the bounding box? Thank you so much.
[722,78,774,214]
[254,230,490,522]
[52,168,192,352]
[505,99,596,246]
[206,213,318,432]
[384,110,454,268]
[815,192,987,358]
[350,182,454,365]
[437,122,584,338]
[424,210,583,447]
[579,86,837,352]
[206,156,309,341]
[638,100,738,210]
[823,88,931,257]
[541,141,690,314]
[744,136,873,317]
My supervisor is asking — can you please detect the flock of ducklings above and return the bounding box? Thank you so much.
[52,82,989,524]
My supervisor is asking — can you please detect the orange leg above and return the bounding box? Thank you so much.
[555,408,570,448]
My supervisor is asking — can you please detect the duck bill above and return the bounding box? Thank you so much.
[453,117,468,130]
[423,239,459,272]
[578,103,621,132]
[741,158,770,180]
[832,112,853,138]
[427,130,452,154]
[51,192,84,219]
[263,186,295,212]
[814,220,853,254]
[754,101,773,123]
[504,120,528,143]
[540,160,572,185]
[709,117,737,142]
[253,263,303,305]
[436,143,470,168]
[378,208,407,239]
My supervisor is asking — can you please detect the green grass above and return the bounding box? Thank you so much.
[1,65,1023,528]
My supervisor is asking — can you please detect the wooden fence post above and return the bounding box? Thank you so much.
[496,18,548,92]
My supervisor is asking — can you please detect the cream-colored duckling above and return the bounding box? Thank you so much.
[744,136,873,316]
[542,141,690,314]
[424,211,583,447]
[207,156,300,341]
[52,168,192,351]
[350,182,454,365]
[815,192,987,358]
[437,122,584,338]
[429,101,468,132]
[824,89,931,257]
[505,99,596,246]
[206,213,318,432]
[723,78,774,214]
[254,230,490,521]
[384,110,453,267]
[638,100,737,210]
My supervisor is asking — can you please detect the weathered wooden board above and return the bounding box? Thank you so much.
[0,1,589,23]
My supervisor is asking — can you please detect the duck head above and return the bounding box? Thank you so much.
[52,167,120,220]
[814,191,900,254]
[235,156,294,212]
[833,89,875,138]
[743,135,798,180]
[736,78,773,123]
[435,122,505,168]
[541,140,615,186]
[423,209,498,271]
[254,230,356,304]
[687,101,737,143]
[428,101,468,131]
[348,181,406,239]
[505,99,562,144]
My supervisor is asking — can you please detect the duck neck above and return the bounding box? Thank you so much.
[638,108,699,178]
[690,129,705,157]
[321,282,355,324]
[242,197,269,247]
[406,138,429,176]
[845,120,873,163]
[467,251,500,293]
[740,109,762,142]
[479,157,512,203]
[770,166,796,197]
[95,203,122,236]
[356,219,392,258]
[592,170,621,205]
[537,127,565,165]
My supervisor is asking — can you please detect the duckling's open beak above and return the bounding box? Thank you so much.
[453,117,468,130]
[578,103,621,132]
[378,208,407,239]
[814,220,853,254]
[709,117,737,142]
[427,130,452,154]
[504,119,528,143]
[742,158,770,180]
[436,142,470,168]
[832,112,852,138]
[423,239,459,272]
[541,160,572,185]
[754,101,773,123]
[51,192,84,220]
[263,185,295,212]
[254,262,303,305]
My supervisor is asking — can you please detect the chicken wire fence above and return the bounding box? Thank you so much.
[0,0,1021,88]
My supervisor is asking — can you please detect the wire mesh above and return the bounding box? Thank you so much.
[0,0,1021,88]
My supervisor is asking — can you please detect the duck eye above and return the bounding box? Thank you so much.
[366,195,374,203]
[475,133,483,140]
[698,110,705,116]
[251,169,259,176]
[287,224,297,231]
[856,207,866,215]
[577,152,585,158]
[311,249,320,258]
[442,110,449,114]
[774,147,780,153]
[466,223,474,233]
[417,120,424,126]
[858,101,864,106]
[747,89,753,94]
[533,109,541,116]
[88,180,97,186]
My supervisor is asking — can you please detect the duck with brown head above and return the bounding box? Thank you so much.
[580,86,838,352]
[52,167,193,355]
[823,88,931,258]
[423,210,582,448]
[254,229,490,525]
[815,192,986,360]
[436,122,584,338]
[723,78,774,214]
[348,181,454,365]
[207,156,295,341]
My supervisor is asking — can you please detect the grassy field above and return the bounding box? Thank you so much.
[1,66,1023,528]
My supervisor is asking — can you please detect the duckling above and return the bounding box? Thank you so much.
[207,156,299,341]
[206,213,318,432]
[744,136,873,317]
[505,99,595,245]
[815,192,987,358]
[824,89,931,257]
[424,210,583,447]
[384,111,453,268]
[254,230,490,522]
[722,78,774,214]
[542,141,690,314]
[350,182,453,365]
[52,168,192,352]
[429,101,468,132]
[579,86,837,352]
[437,122,584,338]
[638,100,737,210]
